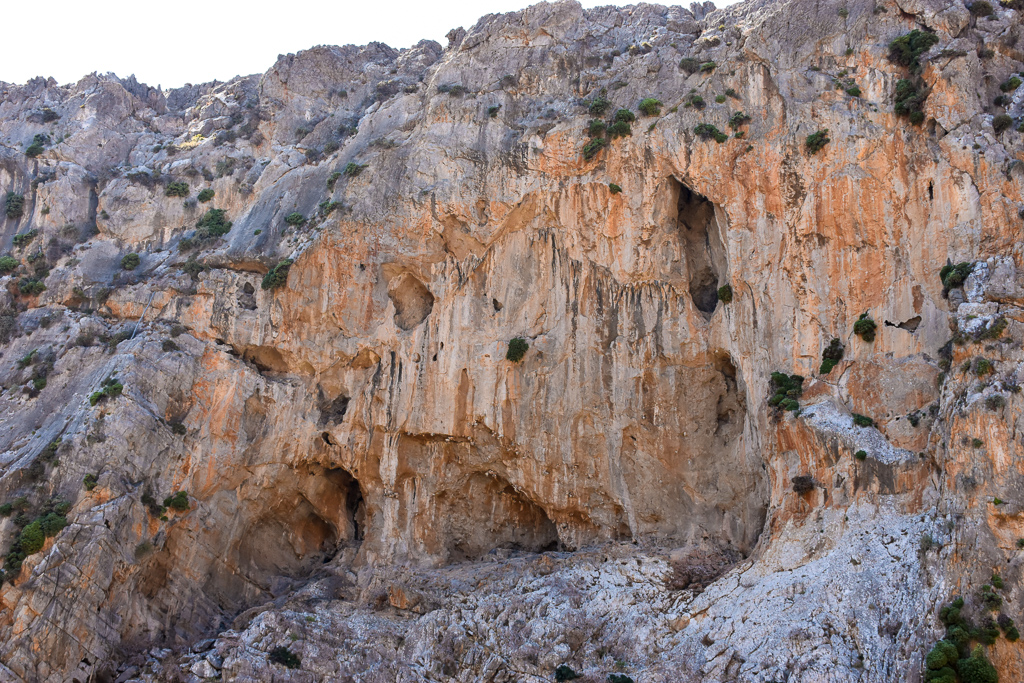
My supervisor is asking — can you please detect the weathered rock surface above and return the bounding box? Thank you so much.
[0,0,1023,680]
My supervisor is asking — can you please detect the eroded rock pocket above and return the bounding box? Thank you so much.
[674,179,727,316]
[388,273,434,330]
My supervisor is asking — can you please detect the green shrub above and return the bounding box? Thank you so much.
[319,200,343,216]
[284,212,305,227]
[889,30,940,72]
[196,208,232,237]
[121,253,140,270]
[1000,76,1021,93]
[0,255,18,274]
[820,338,844,374]
[41,108,60,123]
[993,114,1013,133]
[262,259,294,290]
[89,377,123,406]
[853,313,876,341]
[700,61,717,72]
[894,79,927,124]
[171,422,187,435]
[608,183,622,194]
[638,98,663,116]
[269,646,301,669]
[12,229,37,248]
[972,438,984,448]
[554,665,581,681]
[487,105,501,118]
[608,121,632,138]
[25,134,48,158]
[38,512,66,537]
[163,491,189,511]
[991,573,1004,590]
[926,640,958,671]
[973,357,993,376]
[0,503,11,516]
[806,129,830,154]
[769,372,804,410]
[985,395,1006,411]
[588,94,610,116]
[940,262,973,291]
[958,645,998,683]
[5,192,25,219]
[587,119,607,137]
[327,171,343,190]
[970,0,995,15]
[852,413,874,427]
[728,111,750,129]
[506,337,529,362]
[197,188,214,202]
[687,94,706,109]
[694,123,728,143]
[614,109,636,124]
[583,137,607,160]
[715,94,726,103]
[83,474,98,491]
[717,284,733,303]
[608,675,634,683]
[342,162,365,177]
[182,257,204,280]
[679,58,701,74]
[855,450,867,460]
[165,181,189,197]
[19,278,45,295]
[17,521,44,555]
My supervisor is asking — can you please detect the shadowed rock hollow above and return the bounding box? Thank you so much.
[1,0,1024,680]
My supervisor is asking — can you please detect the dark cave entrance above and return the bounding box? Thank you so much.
[442,474,559,562]
[674,179,728,316]
[221,466,366,605]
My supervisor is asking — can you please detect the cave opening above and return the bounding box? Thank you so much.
[212,466,365,609]
[441,474,559,562]
[674,179,727,316]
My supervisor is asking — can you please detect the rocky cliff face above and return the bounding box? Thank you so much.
[1,0,1023,680]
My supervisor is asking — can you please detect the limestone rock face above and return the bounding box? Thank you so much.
[1,0,1024,681]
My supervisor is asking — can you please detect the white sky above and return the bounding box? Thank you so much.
[1,0,731,90]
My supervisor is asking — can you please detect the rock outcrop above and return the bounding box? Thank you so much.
[1,0,1024,680]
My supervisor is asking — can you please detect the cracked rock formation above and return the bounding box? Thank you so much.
[1,0,1024,680]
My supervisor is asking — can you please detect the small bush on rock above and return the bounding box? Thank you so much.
[197,188,214,202]
[820,337,844,374]
[284,212,305,227]
[120,253,140,270]
[5,192,25,219]
[83,474,98,491]
[638,98,663,116]
[694,123,728,143]
[164,181,189,197]
[806,129,830,154]
[852,413,874,427]
[195,208,231,238]
[889,30,940,72]
[163,491,189,511]
[717,284,733,303]
[261,259,294,290]
[853,313,876,342]
[506,337,529,362]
